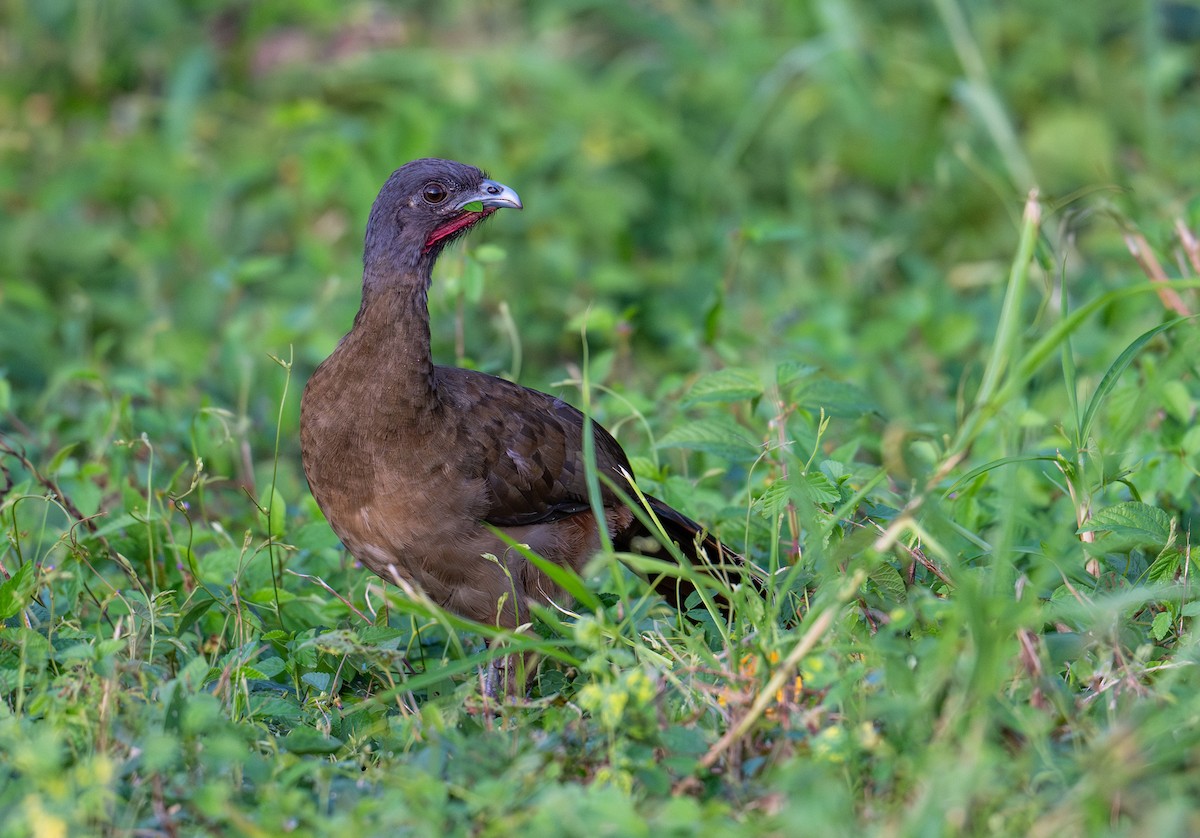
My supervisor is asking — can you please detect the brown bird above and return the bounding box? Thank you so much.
[300,158,747,692]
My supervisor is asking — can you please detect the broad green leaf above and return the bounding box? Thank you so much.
[1079,502,1173,552]
[0,563,37,621]
[282,727,343,755]
[0,627,51,663]
[791,470,841,506]
[869,562,907,602]
[301,672,331,692]
[754,481,791,518]
[1148,549,1184,582]
[656,417,759,462]
[1151,610,1172,641]
[681,368,762,406]
[776,361,817,392]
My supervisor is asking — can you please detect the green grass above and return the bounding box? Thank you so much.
[4,1,1200,834]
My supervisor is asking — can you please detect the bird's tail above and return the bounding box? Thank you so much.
[623,495,760,610]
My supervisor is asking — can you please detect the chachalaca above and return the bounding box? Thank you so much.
[300,158,747,690]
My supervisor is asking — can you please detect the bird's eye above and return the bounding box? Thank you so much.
[422,183,449,204]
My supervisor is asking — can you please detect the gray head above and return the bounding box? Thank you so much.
[363,158,522,279]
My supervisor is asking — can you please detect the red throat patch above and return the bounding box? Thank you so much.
[424,206,497,251]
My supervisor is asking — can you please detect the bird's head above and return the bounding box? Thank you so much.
[363,158,522,280]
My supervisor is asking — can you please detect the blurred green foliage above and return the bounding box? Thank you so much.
[4,0,1200,834]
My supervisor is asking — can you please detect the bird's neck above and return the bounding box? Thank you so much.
[347,265,438,416]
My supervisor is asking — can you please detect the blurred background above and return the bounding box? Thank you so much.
[1,0,1198,504]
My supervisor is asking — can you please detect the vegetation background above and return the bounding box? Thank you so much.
[3,0,1200,834]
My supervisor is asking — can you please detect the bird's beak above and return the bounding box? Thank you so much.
[456,179,522,211]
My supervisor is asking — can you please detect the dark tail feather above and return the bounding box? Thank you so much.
[620,494,759,610]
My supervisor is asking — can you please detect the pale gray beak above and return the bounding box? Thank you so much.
[457,179,522,211]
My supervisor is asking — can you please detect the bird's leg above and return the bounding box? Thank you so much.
[481,643,538,699]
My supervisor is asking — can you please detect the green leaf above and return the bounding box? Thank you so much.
[1078,502,1173,552]
[791,470,841,506]
[1076,318,1188,447]
[681,368,762,406]
[301,672,331,692]
[776,361,817,392]
[282,727,343,755]
[177,594,218,636]
[462,200,484,213]
[46,443,79,475]
[0,563,37,621]
[753,481,791,518]
[656,417,759,462]
[869,562,907,602]
[0,627,51,664]
[1151,610,1172,642]
[795,379,880,418]
[1147,549,1184,582]
[1181,425,1200,457]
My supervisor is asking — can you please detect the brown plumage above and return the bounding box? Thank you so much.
[300,159,747,686]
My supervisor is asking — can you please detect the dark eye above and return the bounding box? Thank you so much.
[422,183,448,204]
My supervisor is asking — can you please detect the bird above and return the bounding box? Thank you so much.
[299,158,749,694]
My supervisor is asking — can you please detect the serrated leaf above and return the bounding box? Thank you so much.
[0,563,37,620]
[0,627,51,663]
[681,368,762,406]
[1078,502,1173,552]
[656,418,759,462]
[820,459,849,482]
[791,471,841,505]
[301,671,331,692]
[1147,549,1184,582]
[776,361,817,391]
[1181,601,1200,618]
[754,481,791,518]
[869,562,906,602]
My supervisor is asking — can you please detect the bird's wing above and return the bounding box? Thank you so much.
[435,367,634,527]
